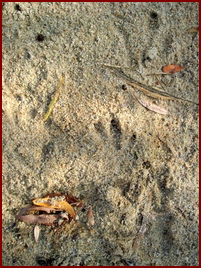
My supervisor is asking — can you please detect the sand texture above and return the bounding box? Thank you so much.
[2,2,199,266]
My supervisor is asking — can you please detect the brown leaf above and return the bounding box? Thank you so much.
[188,27,199,33]
[16,205,32,217]
[16,205,61,220]
[162,64,185,74]
[29,206,62,213]
[59,213,69,220]
[17,214,60,225]
[16,193,83,226]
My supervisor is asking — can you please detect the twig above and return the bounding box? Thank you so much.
[101,63,138,71]
[133,192,152,251]
[104,65,199,105]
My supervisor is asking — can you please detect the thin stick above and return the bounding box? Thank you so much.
[106,66,198,105]
[133,194,152,251]
[153,73,167,92]
[146,72,172,76]
[102,63,137,71]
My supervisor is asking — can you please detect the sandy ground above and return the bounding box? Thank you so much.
[2,2,199,266]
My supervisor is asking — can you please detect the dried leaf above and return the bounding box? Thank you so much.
[16,205,69,226]
[44,76,65,122]
[188,27,199,33]
[16,205,32,217]
[17,214,60,225]
[33,196,76,219]
[162,64,185,74]
[29,206,62,213]
[59,213,69,220]
[15,205,61,220]
[44,193,83,207]
[88,206,95,227]
[16,193,83,227]
[137,97,168,115]
[34,225,40,243]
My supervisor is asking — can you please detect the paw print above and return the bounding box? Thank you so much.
[94,114,138,157]
[94,115,122,151]
[110,117,122,150]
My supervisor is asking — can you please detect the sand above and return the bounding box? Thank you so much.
[2,2,199,266]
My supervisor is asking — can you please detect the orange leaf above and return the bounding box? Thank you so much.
[162,64,185,74]
[44,193,83,207]
[33,196,76,219]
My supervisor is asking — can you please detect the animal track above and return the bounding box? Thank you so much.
[94,115,124,151]
[94,115,139,161]
[94,121,108,141]
[110,117,122,150]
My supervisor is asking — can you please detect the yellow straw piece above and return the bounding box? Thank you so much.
[44,76,65,122]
